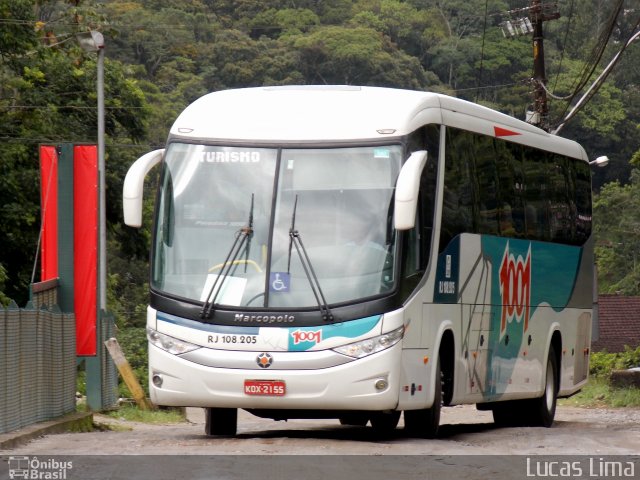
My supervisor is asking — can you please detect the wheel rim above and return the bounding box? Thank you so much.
[544,358,555,411]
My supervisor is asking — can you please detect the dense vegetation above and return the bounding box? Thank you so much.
[1,0,640,332]
[561,346,640,407]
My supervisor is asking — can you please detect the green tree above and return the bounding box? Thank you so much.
[197,29,302,90]
[417,0,508,89]
[0,0,38,59]
[292,25,433,88]
[0,264,11,306]
[594,150,640,295]
[0,0,151,305]
[248,8,320,39]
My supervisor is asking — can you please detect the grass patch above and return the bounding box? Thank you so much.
[106,405,186,424]
[558,347,640,409]
[560,377,640,408]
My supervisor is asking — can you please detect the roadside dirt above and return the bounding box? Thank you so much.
[2,404,639,455]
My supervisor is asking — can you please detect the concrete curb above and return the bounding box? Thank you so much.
[0,412,94,450]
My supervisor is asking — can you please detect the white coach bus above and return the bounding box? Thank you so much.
[123,86,595,437]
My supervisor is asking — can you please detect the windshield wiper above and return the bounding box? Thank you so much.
[200,194,254,319]
[287,195,334,322]
[244,194,254,272]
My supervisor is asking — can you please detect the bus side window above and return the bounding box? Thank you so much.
[496,140,526,238]
[574,160,592,244]
[440,128,475,251]
[474,134,499,236]
[440,127,590,246]
[548,155,573,243]
[522,148,550,241]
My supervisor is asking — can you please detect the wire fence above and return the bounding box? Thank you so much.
[0,281,76,434]
[101,311,119,409]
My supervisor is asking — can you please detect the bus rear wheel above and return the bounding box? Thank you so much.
[492,346,558,428]
[528,346,558,427]
[205,407,238,436]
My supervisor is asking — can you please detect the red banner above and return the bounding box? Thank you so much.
[39,146,59,281]
[74,145,98,356]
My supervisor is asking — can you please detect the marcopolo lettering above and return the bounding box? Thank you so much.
[234,313,295,323]
[200,151,261,163]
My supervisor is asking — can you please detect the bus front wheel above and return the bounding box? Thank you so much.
[339,412,369,427]
[205,407,238,436]
[370,410,400,434]
[404,357,442,438]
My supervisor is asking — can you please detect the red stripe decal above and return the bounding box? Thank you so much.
[494,126,521,137]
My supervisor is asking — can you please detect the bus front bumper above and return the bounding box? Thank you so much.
[148,342,402,411]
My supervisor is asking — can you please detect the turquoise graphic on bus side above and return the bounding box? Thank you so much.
[481,236,583,397]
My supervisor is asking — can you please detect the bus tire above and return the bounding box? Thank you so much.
[492,346,558,428]
[404,357,442,438]
[370,410,400,434]
[339,413,369,427]
[205,407,238,436]
[491,403,518,427]
[528,345,558,427]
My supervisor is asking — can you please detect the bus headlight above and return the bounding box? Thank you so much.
[332,326,404,359]
[147,327,199,355]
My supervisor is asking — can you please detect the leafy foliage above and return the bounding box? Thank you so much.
[589,346,640,378]
[115,327,149,397]
[1,0,640,315]
[593,164,640,295]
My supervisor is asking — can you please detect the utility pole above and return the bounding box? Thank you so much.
[530,0,559,131]
[501,1,559,131]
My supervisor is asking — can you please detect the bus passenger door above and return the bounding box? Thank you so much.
[456,235,493,398]
[465,305,491,396]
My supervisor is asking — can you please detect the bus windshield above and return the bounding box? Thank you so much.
[152,143,403,309]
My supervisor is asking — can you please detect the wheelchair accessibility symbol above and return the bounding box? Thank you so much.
[269,272,290,292]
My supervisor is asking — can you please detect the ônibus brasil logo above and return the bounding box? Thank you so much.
[499,242,531,337]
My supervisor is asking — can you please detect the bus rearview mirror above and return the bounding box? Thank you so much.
[394,150,427,231]
[123,149,164,227]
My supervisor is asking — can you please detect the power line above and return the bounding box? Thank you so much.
[553,0,625,125]
[475,0,490,102]
[551,0,576,95]
[0,8,513,33]
[453,82,522,93]
[553,20,640,134]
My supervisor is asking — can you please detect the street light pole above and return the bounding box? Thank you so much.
[97,40,106,313]
[77,31,106,313]
[77,30,107,411]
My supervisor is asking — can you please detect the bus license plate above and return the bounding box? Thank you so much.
[244,380,286,396]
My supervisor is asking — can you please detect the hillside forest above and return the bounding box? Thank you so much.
[1,0,640,330]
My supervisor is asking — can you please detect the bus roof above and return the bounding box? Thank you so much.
[170,86,588,161]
